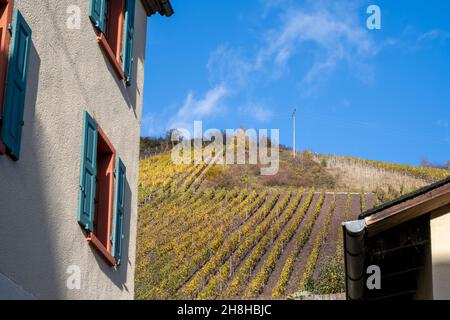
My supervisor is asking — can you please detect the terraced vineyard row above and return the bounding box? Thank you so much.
[136,158,374,299]
[337,155,450,182]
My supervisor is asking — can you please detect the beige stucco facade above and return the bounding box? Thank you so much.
[0,0,149,299]
[431,208,450,300]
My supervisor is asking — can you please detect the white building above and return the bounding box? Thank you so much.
[0,0,173,299]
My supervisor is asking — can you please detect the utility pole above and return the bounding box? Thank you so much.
[292,108,296,159]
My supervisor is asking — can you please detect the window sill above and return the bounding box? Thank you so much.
[97,33,125,81]
[87,233,116,266]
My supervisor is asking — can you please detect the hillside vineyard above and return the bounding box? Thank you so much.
[135,153,386,300]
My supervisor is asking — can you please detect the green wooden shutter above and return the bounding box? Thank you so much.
[78,112,98,231]
[89,0,106,33]
[112,157,126,265]
[122,0,135,85]
[1,9,32,160]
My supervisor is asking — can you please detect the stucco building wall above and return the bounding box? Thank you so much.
[430,209,450,300]
[0,0,147,299]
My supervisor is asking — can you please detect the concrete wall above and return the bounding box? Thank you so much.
[0,0,147,299]
[430,207,450,300]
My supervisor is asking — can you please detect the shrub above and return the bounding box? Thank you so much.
[313,256,345,295]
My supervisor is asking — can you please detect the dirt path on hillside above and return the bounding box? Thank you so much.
[241,191,310,299]
[312,193,345,280]
[227,190,288,271]
[365,193,375,211]
[248,191,305,278]
[284,193,332,296]
[177,190,274,296]
[216,191,289,299]
[255,193,320,299]
[219,188,276,243]
[311,193,372,282]
[349,193,361,220]
[256,192,314,299]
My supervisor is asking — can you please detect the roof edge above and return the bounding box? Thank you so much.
[141,0,174,17]
[359,176,450,219]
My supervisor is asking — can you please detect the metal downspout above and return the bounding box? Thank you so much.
[342,220,367,300]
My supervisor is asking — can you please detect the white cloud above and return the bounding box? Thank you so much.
[168,84,228,130]
[436,120,449,128]
[166,0,380,132]
[208,1,378,88]
[252,105,273,123]
[207,45,254,86]
[418,29,450,42]
[256,5,376,83]
[239,101,274,123]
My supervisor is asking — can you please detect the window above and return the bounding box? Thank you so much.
[0,1,11,108]
[0,3,32,160]
[92,127,115,259]
[89,0,135,85]
[78,112,127,266]
[1,0,14,155]
[104,0,124,60]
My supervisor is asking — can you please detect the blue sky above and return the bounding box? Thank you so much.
[141,0,450,166]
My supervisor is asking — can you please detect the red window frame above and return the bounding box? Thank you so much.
[87,126,117,266]
[97,0,125,80]
[0,0,14,155]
